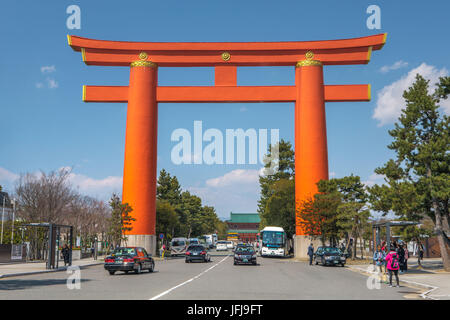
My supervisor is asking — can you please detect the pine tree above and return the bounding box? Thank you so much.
[107,193,135,247]
[369,75,450,271]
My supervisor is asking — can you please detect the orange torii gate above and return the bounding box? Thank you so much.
[68,33,386,257]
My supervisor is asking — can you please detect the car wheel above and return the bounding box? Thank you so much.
[108,270,115,275]
[149,261,154,272]
[341,263,345,267]
[315,259,318,265]
[124,270,129,274]
[135,263,142,274]
[234,261,237,265]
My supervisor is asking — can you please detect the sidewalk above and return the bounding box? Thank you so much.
[0,254,166,279]
[0,257,105,279]
[347,258,450,300]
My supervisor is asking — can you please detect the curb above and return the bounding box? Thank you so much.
[347,265,439,300]
[0,262,103,279]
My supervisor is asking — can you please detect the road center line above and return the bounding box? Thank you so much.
[149,255,230,300]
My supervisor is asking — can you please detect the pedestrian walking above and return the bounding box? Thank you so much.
[307,243,314,265]
[419,243,424,264]
[62,244,70,267]
[403,243,409,273]
[373,245,386,283]
[384,246,400,287]
[397,242,405,274]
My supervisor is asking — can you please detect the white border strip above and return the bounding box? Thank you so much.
[149,255,230,300]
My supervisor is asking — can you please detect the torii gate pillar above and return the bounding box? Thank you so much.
[294,56,328,257]
[122,59,158,254]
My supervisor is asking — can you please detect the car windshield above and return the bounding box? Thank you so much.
[172,240,185,246]
[113,248,136,256]
[217,241,226,245]
[236,247,254,253]
[188,245,204,251]
[323,247,341,254]
[262,231,284,245]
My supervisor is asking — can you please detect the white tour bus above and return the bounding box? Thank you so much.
[259,226,288,257]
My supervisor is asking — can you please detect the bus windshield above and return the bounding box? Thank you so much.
[262,231,284,245]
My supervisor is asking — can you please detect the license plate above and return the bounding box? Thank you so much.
[243,259,248,262]
[334,261,338,264]
[115,260,122,264]
[193,253,198,255]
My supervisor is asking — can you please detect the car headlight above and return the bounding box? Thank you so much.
[234,254,239,259]
[325,256,332,260]
[340,256,346,260]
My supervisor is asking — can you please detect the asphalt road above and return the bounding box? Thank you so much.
[0,254,420,300]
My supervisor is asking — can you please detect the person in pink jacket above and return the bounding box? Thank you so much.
[385,247,400,287]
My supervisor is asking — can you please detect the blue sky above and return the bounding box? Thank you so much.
[1,0,449,219]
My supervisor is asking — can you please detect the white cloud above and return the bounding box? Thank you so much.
[0,167,19,190]
[379,60,408,73]
[373,63,450,126]
[187,169,262,219]
[41,65,56,74]
[67,172,122,199]
[206,169,260,188]
[362,173,386,188]
[0,166,122,201]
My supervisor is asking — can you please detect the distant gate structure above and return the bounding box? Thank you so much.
[68,33,387,256]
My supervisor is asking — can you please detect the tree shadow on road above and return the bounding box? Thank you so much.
[0,278,92,291]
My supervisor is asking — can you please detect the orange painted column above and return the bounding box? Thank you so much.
[122,57,158,251]
[295,55,329,236]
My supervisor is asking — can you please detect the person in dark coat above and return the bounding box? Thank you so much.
[62,244,70,266]
[397,242,406,273]
[307,243,314,265]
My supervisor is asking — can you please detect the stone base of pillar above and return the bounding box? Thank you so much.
[294,235,322,259]
[124,235,156,256]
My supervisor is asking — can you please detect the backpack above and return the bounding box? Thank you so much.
[390,253,399,269]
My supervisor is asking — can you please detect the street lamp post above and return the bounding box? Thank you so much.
[11,198,16,244]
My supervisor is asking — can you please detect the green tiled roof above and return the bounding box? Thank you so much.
[227,213,260,223]
[227,229,259,234]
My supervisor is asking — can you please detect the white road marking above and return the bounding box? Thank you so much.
[149,255,230,300]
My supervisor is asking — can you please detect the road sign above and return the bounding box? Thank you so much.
[159,233,164,239]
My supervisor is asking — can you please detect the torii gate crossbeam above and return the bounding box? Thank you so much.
[68,33,386,257]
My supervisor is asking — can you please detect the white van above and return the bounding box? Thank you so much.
[226,241,234,250]
[216,241,228,251]
[170,237,188,256]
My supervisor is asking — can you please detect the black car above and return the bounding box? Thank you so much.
[233,243,254,252]
[314,246,346,266]
[104,247,155,275]
[234,246,257,265]
[185,245,211,263]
